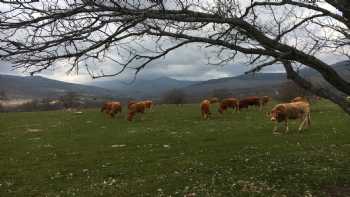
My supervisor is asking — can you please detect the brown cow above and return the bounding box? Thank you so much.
[261,96,271,106]
[269,101,311,133]
[200,99,211,120]
[101,101,122,118]
[218,98,239,114]
[239,96,261,110]
[128,100,137,109]
[143,100,153,111]
[127,102,146,121]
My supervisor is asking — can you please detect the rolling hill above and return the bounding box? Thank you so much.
[182,61,350,100]
[87,77,199,99]
[0,74,118,99]
[1,61,349,101]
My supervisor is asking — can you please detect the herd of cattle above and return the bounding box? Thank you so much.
[101,96,312,133]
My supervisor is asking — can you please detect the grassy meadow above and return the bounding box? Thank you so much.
[0,100,350,196]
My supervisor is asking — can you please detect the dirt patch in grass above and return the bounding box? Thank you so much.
[321,185,350,197]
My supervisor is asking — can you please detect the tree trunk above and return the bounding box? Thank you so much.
[283,61,350,115]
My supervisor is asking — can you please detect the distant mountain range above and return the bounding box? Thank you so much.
[0,61,349,101]
[182,61,350,100]
[0,75,116,99]
[87,77,199,99]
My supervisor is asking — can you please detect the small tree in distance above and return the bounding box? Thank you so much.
[161,89,187,105]
[0,90,8,101]
[60,92,80,109]
[211,88,232,100]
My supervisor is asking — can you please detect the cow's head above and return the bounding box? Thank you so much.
[270,105,286,121]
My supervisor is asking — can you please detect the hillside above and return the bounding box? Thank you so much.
[1,61,348,101]
[87,77,198,99]
[183,61,350,100]
[0,74,118,99]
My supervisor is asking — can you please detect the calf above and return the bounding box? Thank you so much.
[101,101,122,118]
[218,98,239,113]
[127,102,146,121]
[200,99,211,120]
[269,101,311,133]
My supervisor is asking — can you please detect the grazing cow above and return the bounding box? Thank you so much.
[101,101,122,118]
[200,99,211,120]
[209,97,219,104]
[218,98,239,114]
[291,96,309,103]
[261,96,271,106]
[143,100,153,111]
[239,96,261,110]
[127,102,146,121]
[128,100,137,109]
[269,101,311,133]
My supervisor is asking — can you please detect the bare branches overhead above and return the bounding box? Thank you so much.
[0,0,349,112]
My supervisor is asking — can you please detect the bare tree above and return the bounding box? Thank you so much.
[277,80,311,102]
[162,88,187,105]
[60,91,80,109]
[211,88,231,100]
[0,90,8,101]
[0,0,349,113]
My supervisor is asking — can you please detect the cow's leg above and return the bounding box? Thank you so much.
[273,122,279,133]
[298,115,307,132]
[259,103,262,111]
[284,120,289,133]
[307,113,311,128]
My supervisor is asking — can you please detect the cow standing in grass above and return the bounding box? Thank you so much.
[127,102,146,121]
[239,96,261,111]
[143,100,153,111]
[218,98,239,114]
[128,100,137,109]
[268,101,311,133]
[200,99,211,120]
[101,101,122,118]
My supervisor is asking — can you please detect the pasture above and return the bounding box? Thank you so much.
[0,101,350,196]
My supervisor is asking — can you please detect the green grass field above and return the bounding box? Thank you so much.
[0,101,350,196]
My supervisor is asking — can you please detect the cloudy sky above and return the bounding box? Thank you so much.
[1,43,346,84]
[0,0,347,84]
